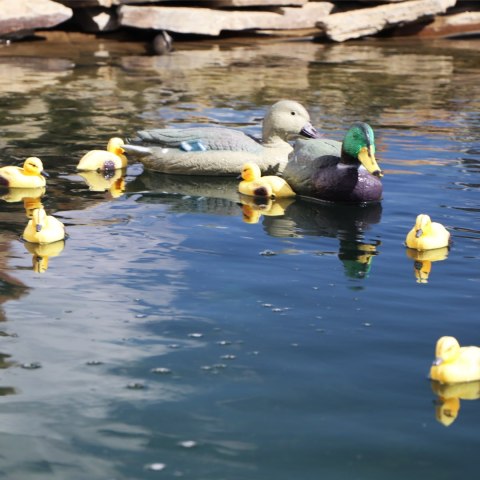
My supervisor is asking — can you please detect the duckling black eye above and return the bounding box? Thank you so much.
[290,111,296,116]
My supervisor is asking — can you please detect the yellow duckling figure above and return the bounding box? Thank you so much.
[22,207,66,244]
[405,214,450,250]
[431,380,480,427]
[76,137,127,172]
[430,336,480,384]
[238,162,296,199]
[24,240,65,273]
[0,157,48,188]
[406,246,449,283]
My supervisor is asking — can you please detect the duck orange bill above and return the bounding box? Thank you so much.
[358,146,383,177]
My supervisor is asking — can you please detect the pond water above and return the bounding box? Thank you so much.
[0,34,479,479]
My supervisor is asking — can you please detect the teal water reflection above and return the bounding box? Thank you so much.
[0,36,479,479]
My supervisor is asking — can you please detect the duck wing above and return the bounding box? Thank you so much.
[282,138,342,194]
[134,127,264,154]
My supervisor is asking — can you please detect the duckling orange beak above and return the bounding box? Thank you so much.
[300,122,321,139]
[358,146,383,177]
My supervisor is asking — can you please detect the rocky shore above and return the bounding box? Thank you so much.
[0,0,479,43]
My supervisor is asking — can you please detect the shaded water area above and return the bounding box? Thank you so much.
[0,34,479,479]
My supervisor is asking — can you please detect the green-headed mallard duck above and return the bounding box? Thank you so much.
[405,214,450,250]
[123,100,319,176]
[282,122,383,202]
[0,157,48,188]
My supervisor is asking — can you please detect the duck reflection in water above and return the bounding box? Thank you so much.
[128,172,381,279]
[0,187,45,218]
[259,198,382,279]
[405,247,449,283]
[77,169,126,199]
[431,380,480,427]
[23,240,66,273]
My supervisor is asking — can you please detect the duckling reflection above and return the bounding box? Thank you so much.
[77,169,126,198]
[0,187,45,218]
[240,195,295,224]
[23,240,65,273]
[406,247,449,283]
[431,380,480,427]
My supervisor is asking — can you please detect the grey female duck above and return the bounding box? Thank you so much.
[282,122,383,203]
[123,100,319,176]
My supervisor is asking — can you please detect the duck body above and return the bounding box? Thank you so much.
[0,157,47,188]
[238,162,296,198]
[22,207,66,244]
[406,214,450,250]
[77,138,127,172]
[282,123,383,203]
[123,100,319,176]
[430,336,480,384]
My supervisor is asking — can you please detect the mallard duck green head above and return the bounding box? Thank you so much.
[342,123,383,177]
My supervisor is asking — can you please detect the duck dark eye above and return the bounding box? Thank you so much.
[290,111,296,116]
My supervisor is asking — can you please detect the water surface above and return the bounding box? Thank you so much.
[0,36,479,479]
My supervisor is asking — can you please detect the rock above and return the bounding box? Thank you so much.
[0,0,73,38]
[394,10,480,37]
[317,0,457,42]
[73,7,119,32]
[118,2,334,36]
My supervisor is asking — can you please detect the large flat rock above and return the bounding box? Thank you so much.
[57,0,170,6]
[0,0,73,38]
[317,0,457,42]
[118,2,334,35]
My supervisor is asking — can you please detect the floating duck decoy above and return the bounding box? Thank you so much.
[76,137,127,172]
[405,214,450,250]
[406,246,449,283]
[0,157,48,188]
[123,100,320,175]
[238,162,296,198]
[22,207,66,244]
[430,336,480,384]
[24,239,65,273]
[431,379,480,427]
[282,122,383,202]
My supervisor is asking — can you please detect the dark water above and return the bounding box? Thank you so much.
[0,36,479,479]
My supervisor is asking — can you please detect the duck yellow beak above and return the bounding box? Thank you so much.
[358,146,383,177]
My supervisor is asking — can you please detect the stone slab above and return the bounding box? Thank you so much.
[317,0,457,42]
[119,2,334,35]
[0,0,73,38]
